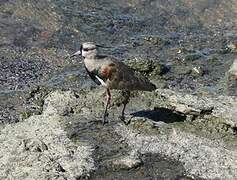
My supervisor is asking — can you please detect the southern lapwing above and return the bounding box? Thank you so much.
[71,42,156,124]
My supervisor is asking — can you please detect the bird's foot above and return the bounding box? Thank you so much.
[119,115,130,125]
[102,112,109,125]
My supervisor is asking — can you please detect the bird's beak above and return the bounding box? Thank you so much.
[70,50,81,58]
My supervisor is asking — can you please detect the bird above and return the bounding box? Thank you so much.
[71,42,156,124]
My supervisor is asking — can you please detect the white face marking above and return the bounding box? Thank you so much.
[95,75,107,86]
[81,49,95,58]
[81,42,97,58]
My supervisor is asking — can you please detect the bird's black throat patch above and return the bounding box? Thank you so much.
[84,66,106,85]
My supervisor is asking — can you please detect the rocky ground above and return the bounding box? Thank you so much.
[1,88,237,179]
[0,0,237,179]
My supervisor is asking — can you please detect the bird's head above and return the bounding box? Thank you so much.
[71,42,98,59]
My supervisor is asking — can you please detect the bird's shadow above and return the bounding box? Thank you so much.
[131,107,186,123]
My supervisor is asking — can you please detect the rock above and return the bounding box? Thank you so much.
[111,150,142,170]
[125,59,169,76]
[176,47,188,54]
[227,42,237,52]
[64,87,237,179]
[184,53,202,61]
[43,90,77,116]
[66,74,79,82]
[225,59,237,95]
[143,35,170,47]
[125,59,153,73]
[115,125,237,180]
[2,88,237,179]
[150,63,170,76]
[191,66,205,76]
[174,65,192,75]
[0,91,95,179]
[20,138,48,152]
[155,89,237,126]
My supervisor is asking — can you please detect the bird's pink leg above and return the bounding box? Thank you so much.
[103,88,111,124]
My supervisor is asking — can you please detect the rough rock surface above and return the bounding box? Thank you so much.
[116,125,237,179]
[155,89,237,126]
[0,91,94,179]
[0,88,237,179]
[74,87,237,179]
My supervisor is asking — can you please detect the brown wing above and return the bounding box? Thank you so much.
[101,59,156,91]
[100,63,117,81]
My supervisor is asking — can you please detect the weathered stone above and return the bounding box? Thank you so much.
[115,125,237,180]
[111,150,142,170]
[67,87,237,178]
[2,88,237,179]
[155,89,237,126]
[191,66,204,76]
[227,42,237,52]
[184,53,203,61]
[125,59,169,76]
[174,65,191,75]
[143,35,170,47]
[43,90,78,116]
[124,59,153,73]
[0,91,95,179]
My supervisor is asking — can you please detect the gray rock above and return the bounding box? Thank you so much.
[191,66,204,76]
[155,89,237,126]
[1,88,237,179]
[184,53,203,61]
[43,90,78,116]
[227,42,237,52]
[115,125,237,180]
[68,87,237,179]
[0,91,94,180]
[111,150,142,170]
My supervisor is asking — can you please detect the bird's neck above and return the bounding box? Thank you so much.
[83,54,97,59]
[84,57,98,72]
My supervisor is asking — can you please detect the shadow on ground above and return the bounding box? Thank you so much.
[131,107,186,123]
